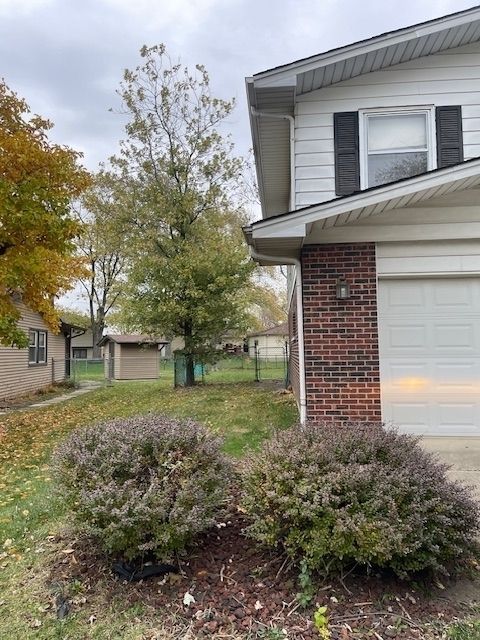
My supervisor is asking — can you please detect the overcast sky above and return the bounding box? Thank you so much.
[1,0,475,171]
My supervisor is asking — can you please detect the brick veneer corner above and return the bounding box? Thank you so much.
[302,243,381,421]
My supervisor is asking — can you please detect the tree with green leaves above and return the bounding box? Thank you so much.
[0,81,90,347]
[113,45,255,385]
[75,171,128,356]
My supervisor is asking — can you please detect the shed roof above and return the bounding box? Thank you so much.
[247,322,288,338]
[98,334,168,346]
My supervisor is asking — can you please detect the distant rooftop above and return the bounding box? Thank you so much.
[98,334,168,346]
[247,322,288,338]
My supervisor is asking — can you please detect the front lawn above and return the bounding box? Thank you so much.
[1,380,479,639]
[0,380,297,639]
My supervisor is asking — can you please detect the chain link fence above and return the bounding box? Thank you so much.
[63,348,289,388]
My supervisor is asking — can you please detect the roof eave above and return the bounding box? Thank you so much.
[250,158,480,236]
[252,5,480,87]
[246,78,269,218]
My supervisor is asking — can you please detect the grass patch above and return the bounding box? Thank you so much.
[448,621,480,640]
[0,380,297,639]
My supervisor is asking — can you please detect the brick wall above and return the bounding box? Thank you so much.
[302,243,381,421]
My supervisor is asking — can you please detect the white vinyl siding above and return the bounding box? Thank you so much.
[0,301,66,400]
[376,240,480,276]
[295,41,480,207]
[247,334,288,357]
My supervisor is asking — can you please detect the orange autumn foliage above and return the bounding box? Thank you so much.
[0,80,90,346]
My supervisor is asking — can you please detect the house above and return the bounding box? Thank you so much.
[216,332,245,354]
[161,334,245,358]
[98,334,168,380]
[247,322,288,358]
[71,328,94,360]
[0,300,76,400]
[244,6,480,436]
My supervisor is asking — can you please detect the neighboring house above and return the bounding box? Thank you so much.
[0,300,75,400]
[244,6,480,436]
[247,323,289,357]
[71,328,94,360]
[216,332,245,354]
[162,336,186,359]
[162,334,245,358]
[99,334,168,380]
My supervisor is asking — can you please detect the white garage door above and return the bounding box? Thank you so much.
[378,278,480,436]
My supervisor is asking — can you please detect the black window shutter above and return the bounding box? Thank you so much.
[334,111,360,196]
[436,106,464,168]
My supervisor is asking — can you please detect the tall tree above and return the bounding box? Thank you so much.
[114,45,254,384]
[75,171,128,356]
[0,81,90,347]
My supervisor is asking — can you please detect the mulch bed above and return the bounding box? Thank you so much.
[47,498,475,639]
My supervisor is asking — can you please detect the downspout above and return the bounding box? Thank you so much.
[249,249,307,423]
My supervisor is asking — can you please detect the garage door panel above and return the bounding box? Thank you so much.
[383,361,430,388]
[434,323,475,350]
[436,362,478,391]
[382,281,426,309]
[379,278,480,436]
[388,402,430,430]
[437,403,477,428]
[432,280,473,307]
[388,324,426,350]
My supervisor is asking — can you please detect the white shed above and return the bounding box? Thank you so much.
[247,323,288,359]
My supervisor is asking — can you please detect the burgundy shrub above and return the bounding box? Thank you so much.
[241,422,480,576]
[53,415,230,560]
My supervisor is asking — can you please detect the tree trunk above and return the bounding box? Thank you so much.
[91,308,105,358]
[184,320,195,387]
[185,353,195,387]
[92,324,104,358]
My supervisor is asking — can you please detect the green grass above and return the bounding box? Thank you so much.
[72,356,287,384]
[0,380,297,639]
[71,360,105,381]
[448,621,480,640]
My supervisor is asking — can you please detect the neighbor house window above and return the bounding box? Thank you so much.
[72,347,87,359]
[28,330,47,365]
[360,108,435,189]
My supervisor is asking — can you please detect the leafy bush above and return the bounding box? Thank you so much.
[241,422,479,576]
[53,415,230,560]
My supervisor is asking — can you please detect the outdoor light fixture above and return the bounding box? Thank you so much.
[336,278,351,299]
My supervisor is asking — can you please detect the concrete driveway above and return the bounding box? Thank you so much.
[421,437,480,499]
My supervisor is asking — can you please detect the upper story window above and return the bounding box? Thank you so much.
[28,329,47,365]
[333,106,463,197]
[360,108,435,189]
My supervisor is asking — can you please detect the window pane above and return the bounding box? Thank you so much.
[368,114,427,152]
[38,332,46,348]
[368,151,428,187]
[28,331,37,363]
[37,347,46,363]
